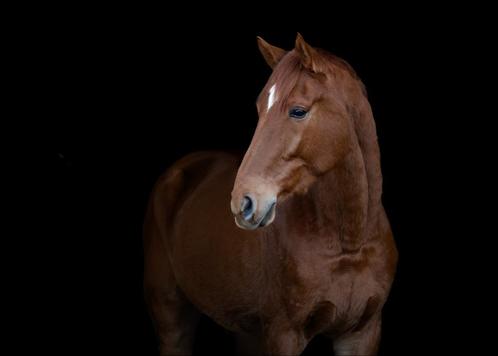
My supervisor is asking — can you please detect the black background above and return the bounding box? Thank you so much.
[32,14,490,356]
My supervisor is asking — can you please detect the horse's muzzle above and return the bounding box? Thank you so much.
[231,194,277,230]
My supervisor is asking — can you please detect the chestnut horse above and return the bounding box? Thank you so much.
[144,34,397,355]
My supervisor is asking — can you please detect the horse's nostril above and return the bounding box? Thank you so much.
[241,196,255,221]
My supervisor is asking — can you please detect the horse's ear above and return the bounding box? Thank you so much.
[257,36,287,69]
[295,33,321,73]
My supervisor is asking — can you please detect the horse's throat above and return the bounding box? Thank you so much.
[287,150,370,252]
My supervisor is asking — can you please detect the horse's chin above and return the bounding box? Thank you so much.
[234,202,276,231]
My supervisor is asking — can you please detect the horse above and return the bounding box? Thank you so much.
[144,34,398,356]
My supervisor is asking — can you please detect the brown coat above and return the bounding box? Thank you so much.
[144,34,397,356]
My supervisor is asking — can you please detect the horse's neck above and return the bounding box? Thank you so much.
[280,96,382,253]
[308,147,370,251]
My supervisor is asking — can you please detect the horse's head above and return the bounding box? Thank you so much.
[231,34,361,230]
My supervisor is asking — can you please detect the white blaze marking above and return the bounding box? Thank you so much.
[267,84,277,112]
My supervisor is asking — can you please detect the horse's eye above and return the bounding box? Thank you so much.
[289,107,308,120]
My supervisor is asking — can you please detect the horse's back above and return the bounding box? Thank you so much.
[145,150,240,243]
[143,151,244,352]
[144,151,264,330]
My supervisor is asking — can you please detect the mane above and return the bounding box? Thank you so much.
[318,49,368,98]
[319,50,360,78]
[320,50,383,234]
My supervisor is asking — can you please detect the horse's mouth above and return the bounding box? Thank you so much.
[234,202,276,230]
[258,202,276,227]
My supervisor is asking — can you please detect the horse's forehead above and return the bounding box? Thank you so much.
[257,59,320,111]
[267,84,277,112]
[259,80,307,114]
[260,74,298,104]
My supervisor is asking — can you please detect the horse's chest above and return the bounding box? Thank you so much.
[269,256,378,331]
